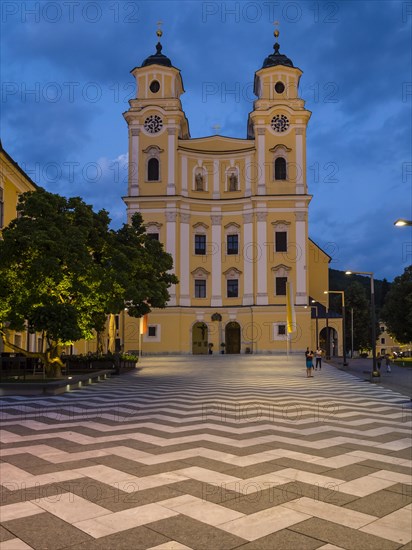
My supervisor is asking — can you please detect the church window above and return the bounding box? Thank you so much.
[276,276,287,296]
[275,231,287,252]
[148,326,157,337]
[195,279,206,298]
[149,80,160,93]
[275,81,285,94]
[148,158,159,181]
[278,324,286,335]
[195,234,206,255]
[227,234,239,255]
[227,279,239,298]
[147,232,159,240]
[275,157,287,180]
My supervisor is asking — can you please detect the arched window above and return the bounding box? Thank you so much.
[275,157,287,180]
[148,158,159,181]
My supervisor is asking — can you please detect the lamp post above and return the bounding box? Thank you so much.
[350,307,354,359]
[324,290,347,366]
[394,219,412,226]
[346,271,376,373]
[311,301,319,350]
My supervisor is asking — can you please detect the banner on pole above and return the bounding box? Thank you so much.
[286,281,296,334]
[139,315,148,335]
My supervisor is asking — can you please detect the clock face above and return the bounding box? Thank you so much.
[144,114,163,134]
[271,114,290,133]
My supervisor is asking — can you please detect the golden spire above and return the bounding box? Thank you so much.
[156,20,163,38]
[273,20,280,40]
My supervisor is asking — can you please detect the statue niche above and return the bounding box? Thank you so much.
[195,170,204,191]
[228,172,238,192]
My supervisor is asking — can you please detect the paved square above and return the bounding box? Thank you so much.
[1,356,411,549]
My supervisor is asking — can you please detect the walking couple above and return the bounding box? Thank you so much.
[305,347,323,377]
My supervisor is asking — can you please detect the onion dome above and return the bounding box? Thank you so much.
[262,27,293,68]
[141,25,172,67]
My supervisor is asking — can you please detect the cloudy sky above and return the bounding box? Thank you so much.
[1,0,411,281]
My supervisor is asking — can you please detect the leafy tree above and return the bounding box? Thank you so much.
[0,189,178,377]
[381,266,412,343]
[345,282,371,352]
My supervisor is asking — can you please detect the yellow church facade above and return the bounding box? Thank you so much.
[120,32,342,356]
[0,141,38,354]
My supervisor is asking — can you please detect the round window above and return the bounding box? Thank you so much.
[275,81,285,94]
[150,80,160,93]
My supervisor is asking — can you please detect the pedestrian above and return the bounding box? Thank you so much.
[305,347,310,358]
[306,350,314,377]
[377,352,382,371]
[315,348,323,370]
[385,354,391,373]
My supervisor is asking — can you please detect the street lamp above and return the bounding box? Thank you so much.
[311,300,319,350]
[345,270,376,373]
[394,219,412,227]
[304,302,319,350]
[324,290,347,366]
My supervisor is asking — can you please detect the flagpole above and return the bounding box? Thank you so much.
[286,281,296,358]
[139,317,143,361]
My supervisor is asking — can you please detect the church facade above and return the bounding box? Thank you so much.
[120,30,342,356]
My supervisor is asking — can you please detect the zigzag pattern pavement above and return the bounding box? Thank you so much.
[0,355,411,550]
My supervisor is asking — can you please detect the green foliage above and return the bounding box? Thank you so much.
[0,189,177,375]
[344,282,372,350]
[381,266,412,344]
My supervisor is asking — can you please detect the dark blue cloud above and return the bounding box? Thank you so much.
[1,0,410,280]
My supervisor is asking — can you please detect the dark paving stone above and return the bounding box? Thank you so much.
[224,461,286,479]
[0,482,66,506]
[65,525,170,549]
[359,459,411,475]
[220,486,295,514]
[97,484,183,512]
[269,457,331,475]
[386,483,412,498]
[182,456,241,474]
[147,514,247,550]
[263,444,354,458]
[57,477,120,504]
[0,525,15,542]
[172,479,239,505]
[322,463,380,481]
[290,517,401,550]
[132,460,191,477]
[237,527,323,550]
[344,488,412,517]
[2,511,93,550]
[276,481,357,506]
[389,449,412,460]
[0,453,52,472]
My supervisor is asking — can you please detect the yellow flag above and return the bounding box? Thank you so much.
[286,281,296,334]
[139,315,148,335]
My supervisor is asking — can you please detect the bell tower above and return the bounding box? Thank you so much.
[123,25,189,204]
[247,24,311,197]
[248,25,312,307]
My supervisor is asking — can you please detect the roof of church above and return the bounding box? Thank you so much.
[141,41,172,68]
[262,41,294,69]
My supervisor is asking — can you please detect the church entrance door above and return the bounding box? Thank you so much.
[192,322,208,355]
[225,322,241,354]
